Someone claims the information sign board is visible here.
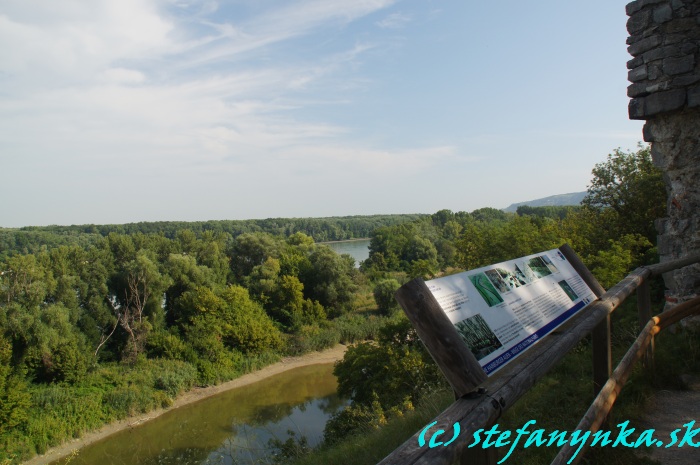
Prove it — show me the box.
[426,248,597,375]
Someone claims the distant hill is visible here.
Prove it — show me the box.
[502,192,587,213]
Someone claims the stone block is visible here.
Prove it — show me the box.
[665,33,687,44]
[643,25,661,37]
[626,0,666,16]
[688,85,700,107]
[627,33,643,45]
[647,81,671,93]
[663,54,695,74]
[629,97,647,119]
[628,35,662,55]
[663,44,683,57]
[642,46,666,62]
[643,121,656,141]
[672,74,700,86]
[648,63,664,79]
[644,88,687,115]
[680,42,698,54]
[628,82,650,97]
[653,4,674,23]
[629,64,649,81]
[628,9,652,33]
[667,18,698,33]
[677,7,691,18]
[671,0,686,10]
[628,56,644,69]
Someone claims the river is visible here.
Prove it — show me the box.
[50,363,345,465]
[321,239,371,267]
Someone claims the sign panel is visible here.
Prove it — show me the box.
[426,248,597,375]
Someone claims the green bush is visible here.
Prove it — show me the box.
[286,325,340,355]
[102,386,155,419]
[154,360,197,397]
[372,279,401,315]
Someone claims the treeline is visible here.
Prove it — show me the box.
[0,226,395,463]
[0,214,426,259]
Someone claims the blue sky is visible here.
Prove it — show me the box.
[0,0,643,227]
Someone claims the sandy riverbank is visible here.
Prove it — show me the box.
[23,344,348,465]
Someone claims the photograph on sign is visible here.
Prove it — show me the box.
[426,248,596,375]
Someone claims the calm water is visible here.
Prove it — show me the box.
[52,364,345,465]
[322,239,371,267]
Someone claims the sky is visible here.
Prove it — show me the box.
[0,0,644,228]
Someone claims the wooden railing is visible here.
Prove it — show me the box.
[378,253,700,465]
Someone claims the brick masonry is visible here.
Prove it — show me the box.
[626,0,700,306]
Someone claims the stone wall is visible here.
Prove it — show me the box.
[626,0,700,305]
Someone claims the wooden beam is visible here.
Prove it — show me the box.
[636,279,653,369]
[644,253,700,276]
[550,295,700,465]
[559,244,605,297]
[559,244,611,402]
[394,278,488,397]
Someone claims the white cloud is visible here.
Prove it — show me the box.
[1,0,472,226]
[376,12,411,29]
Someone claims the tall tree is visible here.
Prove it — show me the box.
[582,145,666,241]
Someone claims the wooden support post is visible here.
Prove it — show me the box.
[559,244,610,424]
[592,316,612,394]
[395,278,488,397]
[636,279,654,370]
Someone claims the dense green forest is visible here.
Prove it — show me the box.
[0,146,668,464]
[0,214,426,261]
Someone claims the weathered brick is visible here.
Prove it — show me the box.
[628,82,649,97]
[643,122,656,142]
[627,34,642,46]
[642,46,667,62]
[673,74,700,86]
[628,9,652,33]
[677,7,691,18]
[628,56,645,69]
[665,33,687,44]
[647,81,671,93]
[629,97,647,119]
[628,35,662,55]
[680,42,698,54]
[648,63,664,79]
[688,85,700,107]
[645,88,687,115]
[629,64,649,81]
[663,54,695,75]
[627,1,642,16]
[667,18,697,33]
[643,25,661,37]
[626,0,666,16]
[653,4,674,23]
[662,44,683,57]
[671,0,686,10]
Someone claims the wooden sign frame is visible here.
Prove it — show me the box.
[394,244,605,398]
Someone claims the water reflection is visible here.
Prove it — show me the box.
[52,364,345,465]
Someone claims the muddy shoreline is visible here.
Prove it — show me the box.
[22,344,348,465]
